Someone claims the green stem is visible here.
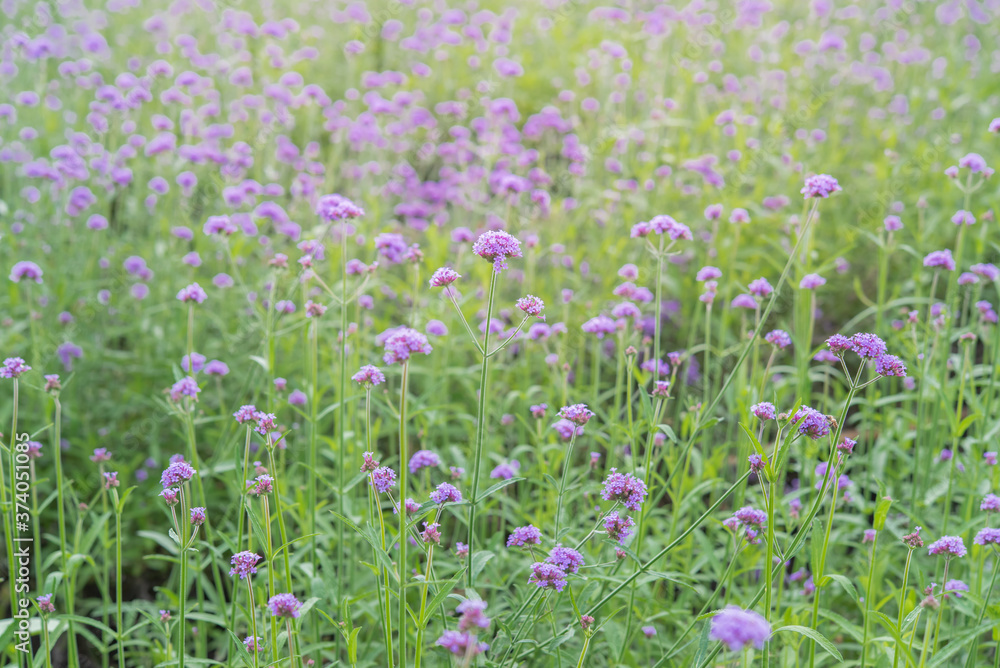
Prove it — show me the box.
[860,531,880,668]
[467,270,498,590]
[398,360,411,668]
[554,431,579,538]
[966,552,1000,668]
[114,491,125,668]
[248,579,259,668]
[894,549,914,668]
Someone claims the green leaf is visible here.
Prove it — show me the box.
[821,573,860,605]
[56,614,117,637]
[227,630,255,668]
[421,569,467,626]
[772,625,843,661]
[475,477,523,502]
[116,486,137,514]
[298,596,321,619]
[872,612,917,668]
[874,494,893,531]
[471,550,494,583]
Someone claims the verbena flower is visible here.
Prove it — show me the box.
[370,467,397,493]
[409,449,441,473]
[251,475,273,496]
[928,536,967,558]
[546,546,584,574]
[267,593,302,618]
[316,193,364,220]
[826,334,852,354]
[641,625,656,638]
[944,579,969,598]
[923,250,956,271]
[421,521,442,544]
[456,600,491,631]
[430,482,462,504]
[850,333,887,359]
[169,377,200,402]
[229,551,262,579]
[981,494,1000,512]
[1,357,31,379]
[800,174,841,199]
[507,525,542,548]
[383,327,432,365]
[490,460,520,480]
[233,405,259,424]
[748,278,773,297]
[558,403,594,426]
[9,260,43,283]
[160,461,196,488]
[436,630,489,656]
[764,329,791,349]
[974,527,1000,546]
[709,606,771,652]
[734,506,766,527]
[530,404,548,418]
[176,283,207,303]
[793,406,830,439]
[875,354,907,377]
[352,365,386,387]
[748,454,765,474]
[37,594,55,613]
[190,507,206,526]
[516,295,545,317]
[601,468,648,511]
[751,402,776,420]
[603,512,635,543]
[528,562,567,591]
[473,230,522,273]
[429,267,461,287]
[799,273,826,289]
[242,636,262,652]
[160,489,179,505]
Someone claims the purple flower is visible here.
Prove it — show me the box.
[748,454,766,473]
[558,403,594,426]
[160,489,179,505]
[455,542,469,558]
[243,636,261,652]
[516,295,545,318]
[9,261,43,284]
[430,482,462,504]
[421,521,442,544]
[641,625,656,638]
[528,562,568,592]
[875,354,907,377]
[288,390,307,406]
[316,193,364,220]
[793,406,830,439]
[181,353,206,374]
[436,630,488,656]
[205,360,229,376]
[581,315,619,338]
[161,460,196,488]
[370,467,397,493]
[604,512,635,543]
[982,494,1000,512]
[958,153,988,173]
[601,468,648,511]
[409,449,441,473]
[650,214,693,240]
[251,475,274,496]
[383,327,432,365]
[709,606,771,652]
[884,216,903,231]
[37,594,55,614]
[951,210,976,226]
[352,365,386,387]
[826,334,852,355]
[190,507,206,526]
[546,546,585,574]
[507,525,542,548]
[490,460,520,480]
[90,448,112,463]
[0,357,30,379]
[944,579,969,598]
[429,267,461,287]
[267,593,301,618]
[229,551,262,579]
[472,230,523,273]
[234,405,259,424]
[734,506,767,527]
[928,536,967,558]
[169,377,200,402]
[456,600,491,631]
[975,527,1000,546]
[731,294,757,309]
[748,278,773,297]
[751,402,776,420]
[103,472,119,489]
[176,283,208,303]
[530,404,548,419]
[850,333,888,359]
[923,250,956,271]
[800,174,841,199]
[764,329,791,349]
[697,266,722,281]
[799,273,826,289]
[553,418,583,440]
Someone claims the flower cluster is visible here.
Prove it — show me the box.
[600,469,648,511]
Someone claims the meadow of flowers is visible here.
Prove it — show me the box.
[0,0,999,666]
